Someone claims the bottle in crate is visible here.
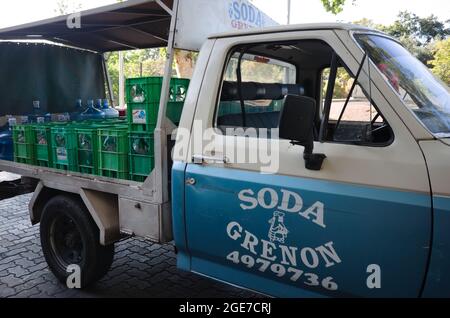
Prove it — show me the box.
[33,124,52,167]
[98,127,129,180]
[76,126,100,175]
[129,132,154,182]
[101,99,119,119]
[13,124,35,164]
[51,124,78,171]
[80,100,106,121]
[0,118,14,161]
[69,99,84,122]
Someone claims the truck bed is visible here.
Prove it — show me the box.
[0,160,156,203]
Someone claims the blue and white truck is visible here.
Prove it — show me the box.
[0,0,448,298]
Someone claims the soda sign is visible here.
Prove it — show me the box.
[175,0,278,51]
[228,0,268,29]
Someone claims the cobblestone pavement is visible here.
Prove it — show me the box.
[0,194,261,298]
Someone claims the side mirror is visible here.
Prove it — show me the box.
[279,95,326,171]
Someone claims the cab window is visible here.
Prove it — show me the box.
[214,40,393,145]
[321,66,392,145]
[216,51,296,136]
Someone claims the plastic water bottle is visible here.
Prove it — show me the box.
[101,99,119,119]
[70,99,84,122]
[0,118,16,161]
[132,136,150,155]
[79,100,106,121]
[30,100,50,123]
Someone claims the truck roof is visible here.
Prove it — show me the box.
[209,23,383,39]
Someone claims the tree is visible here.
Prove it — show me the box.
[355,12,449,68]
[381,11,449,45]
[429,38,450,85]
[320,0,350,14]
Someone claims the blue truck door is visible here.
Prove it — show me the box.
[181,34,431,298]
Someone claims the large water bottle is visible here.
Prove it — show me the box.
[79,100,106,121]
[30,100,50,123]
[101,99,119,119]
[0,118,15,161]
[69,99,84,122]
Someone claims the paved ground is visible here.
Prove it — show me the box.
[0,194,261,298]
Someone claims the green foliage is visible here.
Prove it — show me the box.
[320,0,348,14]
[354,12,449,84]
[381,11,449,45]
[322,68,354,99]
[225,58,288,83]
[105,49,169,102]
[430,38,450,85]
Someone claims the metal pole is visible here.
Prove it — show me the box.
[144,0,180,202]
[102,54,114,106]
[287,0,291,25]
[118,51,125,107]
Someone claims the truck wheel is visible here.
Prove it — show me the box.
[40,195,114,288]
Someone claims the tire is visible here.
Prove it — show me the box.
[40,194,115,288]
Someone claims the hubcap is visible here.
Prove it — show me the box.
[49,214,84,267]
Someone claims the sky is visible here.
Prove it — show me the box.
[0,0,448,29]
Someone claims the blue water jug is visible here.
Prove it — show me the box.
[69,99,84,122]
[30,100,51,123]
[79,100,106,121]
[101,99,119,119]
[0,119,15,161]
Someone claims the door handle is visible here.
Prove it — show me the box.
[186,178,196,186]
[192,154,230,165]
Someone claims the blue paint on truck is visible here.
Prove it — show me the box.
[173,162,431,298]
[423,196,450,298]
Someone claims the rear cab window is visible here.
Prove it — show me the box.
[216,51,296,136]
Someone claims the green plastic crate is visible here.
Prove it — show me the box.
[98,127,129,180]
[166,101,185,124]
[129,132,155,182]
[33,125,53,167]
[76,126,101,175]
[127,101,158,132]
[126,77,189,104]
[127,100,186,130]
[13,124,35,164]
[50,124,78,172]
[126,77,190,131]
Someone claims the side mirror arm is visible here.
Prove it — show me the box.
[291,139,326,171]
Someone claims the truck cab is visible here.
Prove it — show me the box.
[172,23,450,297]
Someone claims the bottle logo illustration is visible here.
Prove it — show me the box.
[268,211,289,244]
[133,110,147,124]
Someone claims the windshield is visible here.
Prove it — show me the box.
[355,34,450,137]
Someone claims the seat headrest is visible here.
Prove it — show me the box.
[221,81,305,101]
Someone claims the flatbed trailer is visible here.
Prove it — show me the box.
[0,0,270,245]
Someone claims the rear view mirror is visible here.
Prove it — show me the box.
[279,95,326,171]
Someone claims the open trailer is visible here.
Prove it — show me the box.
[0,0,449,298]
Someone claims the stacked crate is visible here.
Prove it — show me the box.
[76,125,102,175]
[128,132,154,182]
[33,124,53,167]
[98,125,129,180]
[126,76,190,182]
[13,124,35,164]
[50,123,78,172]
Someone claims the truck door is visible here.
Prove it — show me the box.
[183,32,431,297]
